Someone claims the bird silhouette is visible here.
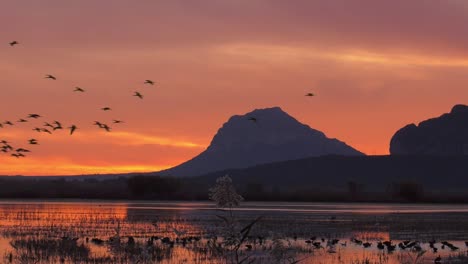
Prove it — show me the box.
[17,119,28,123]
[33,128,42,132]
[53,121,63,130]
[248,117,257,123]
[45,74,57,80]
[434,256,442,264]
[113,120,124,124]
[101,124,111,132]
[101,107,111,111]
[9,41,19,46]
[28,139,38,145]
[74,87,85,92]
[41,128,52,134]
[134,91,143,99]
[28,114,41,119]
[93,121,104,128]
[68,125,77,135]
[305,93,315,97]
[44,122,54,128]
[11,153,25,158]
[16,148,30,153]
[4,121,13,126]
[144,80,154,85]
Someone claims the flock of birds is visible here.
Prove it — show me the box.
[2,41,158,159]
[3,40,316,159]
[297,236,468,263]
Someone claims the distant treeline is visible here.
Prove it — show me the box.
[1,174,468,203]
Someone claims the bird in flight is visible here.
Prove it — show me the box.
[28,114,41,119]
[305,93,315,97]
[134,91,143,99]
[11,153,25,158]
[101,107,111,111]
[4,121,13,126]
[144,80,154,85]
[16,148,30,153]
[33,127,42,132]
[28,139,38,145]
[248,117,258,123]
[68,125,77,135]
[45,74,57,80]
[41,128,52,134]
[113,120,124,124]
[74,87,85,92]
[101,124,111,132]
[53,121,63,130]
[17,119,28,123]
[9,41,19,46]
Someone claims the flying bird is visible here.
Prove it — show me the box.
[44,122,54,128]
[11,153,25,158]
[113,120,124,124]
[133,91,143,99]
[28,139,38,145]
[45,74,57,80]
[41,128,52,134]
[101,107,111,111]
[68,125,77,135]
[16,148,30,153]
[28,114,41,119]
[17,119,28,123]
[33,127,42,132]
[9,41,19,46]
[53,121,63,130]
[248,117,258,123]
[4,121,13,126]
[93,121,104,128]
[305,93,315,97]
[101,124,111,132]
[74,87,85,92]
[144,80,154,85]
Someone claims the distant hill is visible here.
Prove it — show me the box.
[187,155,468,195]
[391,104,468,155]
[157,107,364,177]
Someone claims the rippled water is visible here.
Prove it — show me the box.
[0,200,467,263]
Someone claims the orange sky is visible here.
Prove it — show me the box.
[2,0,468,176]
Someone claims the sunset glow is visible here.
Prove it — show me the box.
[2,0,468,175]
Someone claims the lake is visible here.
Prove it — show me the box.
[0,200,467,263]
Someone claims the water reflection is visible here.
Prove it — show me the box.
[0,201,467,263]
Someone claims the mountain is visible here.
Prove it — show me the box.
[390,104,468,155]
[158,107,364,177]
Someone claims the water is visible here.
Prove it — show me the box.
[0,200,467,263]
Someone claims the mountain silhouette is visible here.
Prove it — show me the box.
[158,107,364,177]
[390,104,468,155]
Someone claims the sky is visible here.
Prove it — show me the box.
[2,0,468,176]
